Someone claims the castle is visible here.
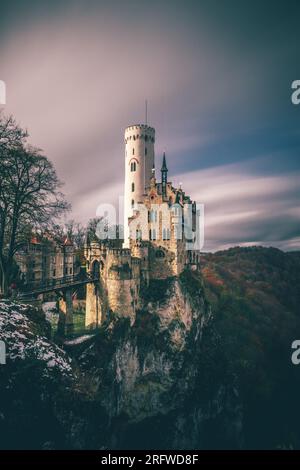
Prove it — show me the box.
[84,124,200,327]
[16,235,76,285]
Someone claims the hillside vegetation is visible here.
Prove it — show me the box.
[201,246,300,449]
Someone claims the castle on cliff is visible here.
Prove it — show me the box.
[84,124,200,327]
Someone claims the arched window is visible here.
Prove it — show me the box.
[131,182,135,192]
[92,260,100,278]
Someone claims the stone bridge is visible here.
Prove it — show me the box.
[18,273,99,332]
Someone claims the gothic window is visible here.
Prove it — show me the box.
[132,182,135,192]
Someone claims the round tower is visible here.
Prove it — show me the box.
[123,124,155,247]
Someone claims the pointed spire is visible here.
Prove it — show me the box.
[161,152,168,198]
[161,152,168,172]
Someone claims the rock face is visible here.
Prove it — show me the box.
[77,270,243,449]
[0,269,243,449]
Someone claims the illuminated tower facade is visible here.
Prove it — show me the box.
[123,124,155,247]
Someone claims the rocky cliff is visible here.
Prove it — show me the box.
[0,269,243,449]
[77,270,242,449]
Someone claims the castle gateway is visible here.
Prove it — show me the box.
[84,124,201,327]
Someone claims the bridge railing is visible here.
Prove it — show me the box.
[20,272,97,293]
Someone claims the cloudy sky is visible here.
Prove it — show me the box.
[1,0,300,251]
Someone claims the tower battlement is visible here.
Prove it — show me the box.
[124,125,155,143]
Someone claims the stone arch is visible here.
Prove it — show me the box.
[91,259,100,278]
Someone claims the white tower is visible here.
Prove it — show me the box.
[123,124,155,247]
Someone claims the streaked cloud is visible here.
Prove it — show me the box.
[1,1,299,251]
[182,163,300,251]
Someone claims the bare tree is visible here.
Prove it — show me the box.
[0,111,27,149]
[0,113,70,295]
[65,219,85,249]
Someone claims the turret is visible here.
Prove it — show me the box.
[124,124,155,247]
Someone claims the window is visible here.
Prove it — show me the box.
[136,229,142,240]
[149,228,156,240]
[132,148,135,155]
[163,228,171,240]
[131,199,135,208]
[150,210,157,222]
[53,269,56,277]
[145,147,147,156]
[130,161,136,172]
[131,182,135,192]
